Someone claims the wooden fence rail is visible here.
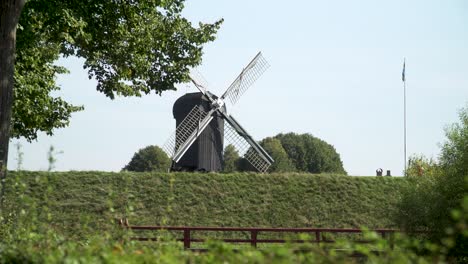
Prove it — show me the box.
[118,219,404,250]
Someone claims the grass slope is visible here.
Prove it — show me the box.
[3,171,407,239]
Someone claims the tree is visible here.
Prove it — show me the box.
[236,134,344,174]
[259,137,295,172]
[1,0,26,181]
[274,133,346,174]
[435,104,468,256]
[396,104,468,257]
[439,104,468,177]
[0,0,222,180]
[123,145,171,172]
[405,154,440,177]
[222,144,240,173]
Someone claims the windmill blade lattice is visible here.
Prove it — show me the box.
[189,69,209,95]
[224,122,271,172]
[162,105,209,158]
[221,52,270,105]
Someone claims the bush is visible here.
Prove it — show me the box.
[405,154,440,177]
[396,104,468,257]
[123,145,171,172]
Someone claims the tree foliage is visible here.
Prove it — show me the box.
[232,133,345,174]
[123,145,171,172]
[10,0,222,141]
[405,154,440,177]
[435,105,468,256]
[259,137,295,172]
[222,144,240,173]
[274,133,346,174]
[439,105,468,177]
[396,104,468,257]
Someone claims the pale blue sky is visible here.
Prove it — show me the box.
[8,0,468,175]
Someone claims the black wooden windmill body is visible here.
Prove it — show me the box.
[163,52,274,172]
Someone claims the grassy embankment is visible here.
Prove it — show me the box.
[3,171,408,240]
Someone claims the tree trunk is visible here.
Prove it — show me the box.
[0,0,25,204]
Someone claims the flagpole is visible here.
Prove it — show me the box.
[403,58,407,176]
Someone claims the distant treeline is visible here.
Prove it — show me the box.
[124,132,346,174]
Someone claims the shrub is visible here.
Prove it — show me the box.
[405,154,440,177]
[396,104,468,257]
[123,145,171,172]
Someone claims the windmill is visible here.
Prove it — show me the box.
[162,52,274,172]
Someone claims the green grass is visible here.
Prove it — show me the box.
[3,171,408,240]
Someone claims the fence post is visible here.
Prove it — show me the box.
[380,231,386,239]
[315,231,320,244]
[184,229,191,249]
[251,230,258,248]
[389,232,395,250]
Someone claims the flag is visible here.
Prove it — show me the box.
[402,59,406,82]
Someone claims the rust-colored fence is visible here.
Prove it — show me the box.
[118,219,402,250]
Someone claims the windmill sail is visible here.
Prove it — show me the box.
[163,105,212,160]
[222,114,273,172]
[189,69,209,95]
[221,52,270,105]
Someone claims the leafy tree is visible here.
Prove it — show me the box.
[405,154,440,177]
[0,0,222,180]
[274,133,346,174]
[397,104,468,257]
[236,134,344,174]
[435,104,468,256]
[123,145,171,172]
[222,144,240,173]
[259,137,295,172]
[439,104,468,177]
